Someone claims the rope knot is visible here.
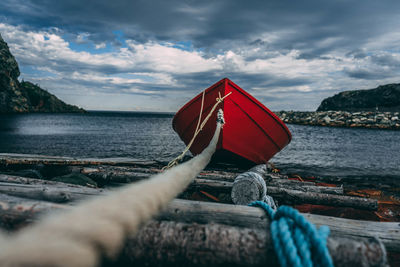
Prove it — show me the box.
[249,201,334,267]
[163,91,232,170]
[216,91,232,103]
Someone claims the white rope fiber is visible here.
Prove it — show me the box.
[0,110,224,267]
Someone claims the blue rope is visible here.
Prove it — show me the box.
[249,201,334,267]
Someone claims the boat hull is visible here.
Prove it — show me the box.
[172,78,292,165]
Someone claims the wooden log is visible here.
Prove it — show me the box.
[0,195,398,254]
[2,154,400,189]
[0,175,104,203]
[269,182,343,194]
[85,170,151,184]
[0,195,389,266]
[0,174,342,196]
[117,220,387,267]
[85,169,344,195]
[158,199,400,252]
[117,220,276,267]
[1,175,371,211]
[82,167,323,187]
[0,153,158,167]
[0,174,95,187]
[83,167,239,183]
[0,194,67,230]
[81,166,334,191]
[229,173,374,210]
[1,168,343,195]
[267,187,377,210]
[82,167,332,195]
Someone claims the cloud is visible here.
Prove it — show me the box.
[1,1,400,111]
[344,68,392,80]
[95,43,106,49]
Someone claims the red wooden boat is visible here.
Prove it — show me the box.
[172,78,292,166]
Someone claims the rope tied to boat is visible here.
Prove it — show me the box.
[249,201,334,267]
[163,91,232,170]
[0,112,225,267]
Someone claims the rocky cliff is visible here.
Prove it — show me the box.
[0,34,84,113]
[317,84,400,112]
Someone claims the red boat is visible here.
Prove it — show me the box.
[172,78,292,166]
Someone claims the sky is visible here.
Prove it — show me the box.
[1,0,400,112]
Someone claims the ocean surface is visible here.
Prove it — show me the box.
[0,111,399,180]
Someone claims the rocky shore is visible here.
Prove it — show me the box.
[0,34,85,114]
[275,110,400,130]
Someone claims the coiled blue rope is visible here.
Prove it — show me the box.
[249,201,334,267]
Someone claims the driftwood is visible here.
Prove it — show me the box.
[0,195,398,253]
[1,173,339,196]
[267,187,377,210]
[158,199,400,252]
[0,153,347,193]
[82,166,240,184]
[0,153,158,167]
[190,179,373,210]
[0,194,390,266]
[0,193,68,229]
[83,167,329,191]
[118,220,387,267]
[0,174,104,203]
[81,165,341,191]
[230,169,344,206]
[2,153,400,189]
[192,178,343,195]
[0,175,375,211]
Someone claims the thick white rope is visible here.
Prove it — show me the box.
[0,110,225,267]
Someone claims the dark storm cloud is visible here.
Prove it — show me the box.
[346,49,368,59]
[1,0,400,55]
[370,54,400,67]
[344,68,394,80]
[1,0,400,111]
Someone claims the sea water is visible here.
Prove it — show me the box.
[0,111,399,181]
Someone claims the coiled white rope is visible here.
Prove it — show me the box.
[0,110,225,267]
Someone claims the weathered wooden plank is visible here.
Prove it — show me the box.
[0,195,398,253]
[2,154,399,189]
[1,175,372,211]
[0,173,339,196]
[0,153,158,167]
[0,194,67,230]
[0,175,104,203]
[83,167,238,183]
[117,220,387,267]
[267,187,376,210]
[189,178,371,210]
[82,167,323,187]
[159,199,400,252]
[0,195,389,266]
[189,178,344,194]
[0,174,95,188]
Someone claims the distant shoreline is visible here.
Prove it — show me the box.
[3,109,400,130]
[275,110,400,130]
[87,110,175,115]
[0,110,174,116]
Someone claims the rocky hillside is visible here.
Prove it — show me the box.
[0,34,84,113]
[317,84,400,112]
